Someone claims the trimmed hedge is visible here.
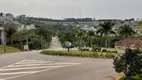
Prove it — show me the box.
[41,50,117,58]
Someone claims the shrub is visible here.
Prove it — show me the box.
[41,50,115,58]
[82,49,89,51]
[102,49,107,52]
[105,53,115,58]
[113,49,142,79]
[111,50,117,53]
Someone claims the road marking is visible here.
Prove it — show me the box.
[2,67,57,80]
[0,59,80,80]
[0,60,26,70]
[0,66,63,71]
[5,63,69,68]
[0,71,39,75]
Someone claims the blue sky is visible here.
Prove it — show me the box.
[0,0,142,19]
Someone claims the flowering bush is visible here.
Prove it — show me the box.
[113,49,142,79]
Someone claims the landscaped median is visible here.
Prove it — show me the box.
[41,50,122,58]
[0,45,21,54]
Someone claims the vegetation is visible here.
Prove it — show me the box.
[118,25,135,38]
[113,49,142,80]
[0,45,20,54]
[119,75,141,80]
[41,50,121,58]
[97,21,115,47]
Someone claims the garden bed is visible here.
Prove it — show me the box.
[41,50,121,58]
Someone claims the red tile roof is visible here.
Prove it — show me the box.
[115,39,142,48]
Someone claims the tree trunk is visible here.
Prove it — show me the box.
[105,35,108,48]
[68,47,70,52]
[20,40,23,51]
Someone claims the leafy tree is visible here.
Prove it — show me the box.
[97,21,115,47]
[87,30,96,47]
[5,23,19,45]
[76,30,85,52]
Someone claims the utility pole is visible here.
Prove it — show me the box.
[79,8,82,18]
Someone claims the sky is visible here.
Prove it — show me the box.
[0,0,142,19]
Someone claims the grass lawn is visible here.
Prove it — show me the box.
[41,50,122,58]
[0,45,21,54]
[119,75,141,80]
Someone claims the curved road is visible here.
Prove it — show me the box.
[0,51,118,80]
[0,37,118,80]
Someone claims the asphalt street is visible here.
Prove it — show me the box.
[0,51,118,80]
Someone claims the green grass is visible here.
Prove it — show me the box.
[41,50,121,58]
[0,45,21,54]
[119,75,142,80]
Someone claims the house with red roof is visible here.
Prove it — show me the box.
[115,39,142,49]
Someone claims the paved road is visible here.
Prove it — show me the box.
[0,51,118,80]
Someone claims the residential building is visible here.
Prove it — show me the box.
[115,39,142,49]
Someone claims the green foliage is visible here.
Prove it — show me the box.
[97,21,115,37]
[119,75,141,80]
[0,45,20,54]
[118,25,135,38]
[41,50,117,58]
[114,49,142,79]
[96,21,115,47]
[102,49,107,52]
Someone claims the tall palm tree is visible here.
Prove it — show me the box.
[119,25,135,38]
[97,21,115,47]
[118,25,135,48]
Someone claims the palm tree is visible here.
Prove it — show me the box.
[119,25,135,38]
[118,25,135,48]
[97,21,115,47]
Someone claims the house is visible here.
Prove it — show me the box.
[115,39,142,49]
[133,26,142,35]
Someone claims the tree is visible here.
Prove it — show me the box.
[14,29,28,50]
[119,25,135,38]
[113,49,142,80]
[118,25,135,48]
[76,30,85,52]
[36,27,52,49]
[97,21,115,47]
[5,23,18,45]
[87,30,95,47]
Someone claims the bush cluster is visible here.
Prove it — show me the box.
[113,49,142,80]
[102,49,117,53]
[41,50,116,58]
